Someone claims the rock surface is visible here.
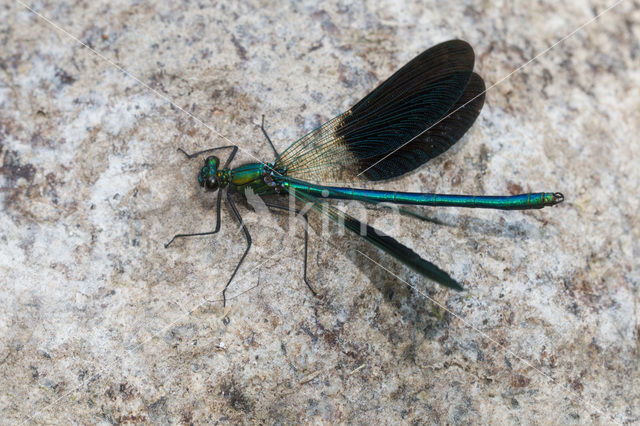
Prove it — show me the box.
[1,0,638,423]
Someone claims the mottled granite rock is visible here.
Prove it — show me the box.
[1,0,638,423]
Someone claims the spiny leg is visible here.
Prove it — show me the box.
[165,145,239,247]
[262,201,317,297]
[222,189,252,308]
[175,144,237,163]
[261,115,279,159]
[165,189,223,247]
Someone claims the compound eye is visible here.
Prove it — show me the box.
[204,156,219,168]
[205,175,219,190]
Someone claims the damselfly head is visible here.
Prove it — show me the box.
[199,156,221,191]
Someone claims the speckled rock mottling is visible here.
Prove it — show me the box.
[1,0,639,423]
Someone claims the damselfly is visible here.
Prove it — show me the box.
[166,40,564,306]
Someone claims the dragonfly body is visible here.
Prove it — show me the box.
[168,40,564,309]
[203,159,563,210]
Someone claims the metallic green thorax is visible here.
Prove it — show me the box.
[199,160,275,194]
[228,163,266,191]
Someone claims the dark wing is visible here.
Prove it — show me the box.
[360,72,485,180]
[290,189,463,291]
[274,40,477,184]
